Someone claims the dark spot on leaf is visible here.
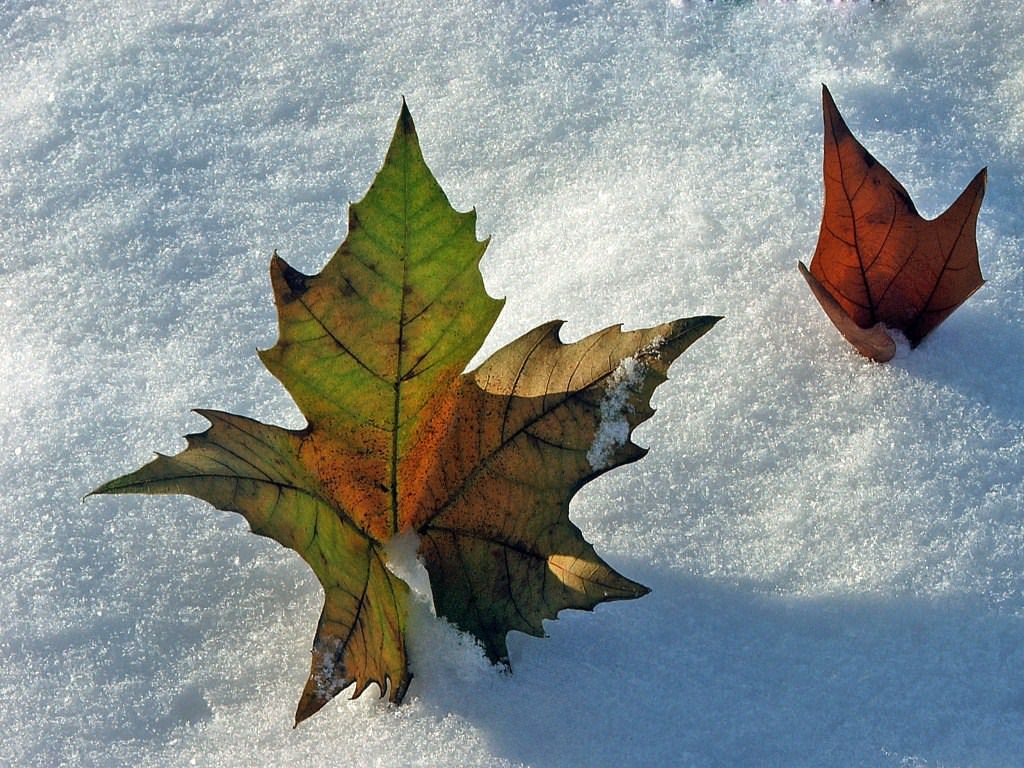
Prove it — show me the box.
[280,262,310,302]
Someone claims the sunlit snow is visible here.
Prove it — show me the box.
[3,2,1024,766]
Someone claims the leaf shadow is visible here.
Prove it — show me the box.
[414,566,1024,768]
[3,487,306,759]
[896,304,1024,427]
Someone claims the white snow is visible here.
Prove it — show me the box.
[3,1,1024,766]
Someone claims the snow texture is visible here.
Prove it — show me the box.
[3,1,1024,766]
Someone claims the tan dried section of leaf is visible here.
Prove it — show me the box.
[411,317,719,663]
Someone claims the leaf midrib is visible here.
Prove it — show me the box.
[390,125,412,538]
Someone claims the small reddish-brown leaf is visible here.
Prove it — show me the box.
[800,84,986,361]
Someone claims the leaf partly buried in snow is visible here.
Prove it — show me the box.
[92,101,719,723]
[799,84,986,362]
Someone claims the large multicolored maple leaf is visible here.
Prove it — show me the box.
[92,102,719,724]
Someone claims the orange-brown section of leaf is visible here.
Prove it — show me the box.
[804,84,985,358]
[298,429,392,542]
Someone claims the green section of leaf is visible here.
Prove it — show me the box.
[258,102,503,539]
[417,316,720,663]
[91,410,410,720]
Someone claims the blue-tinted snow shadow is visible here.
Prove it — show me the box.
[894,306,1024,426]
[1,477,308,762]
[417,566,1024,768]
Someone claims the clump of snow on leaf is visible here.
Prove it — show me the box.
[587,337,664,471]
[311,636,346,699]
[384,530,432,600]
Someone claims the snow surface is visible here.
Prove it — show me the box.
[3,1,1024,765]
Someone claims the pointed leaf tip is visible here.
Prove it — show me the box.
[270,252,310,302]
[398,98,415,135]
